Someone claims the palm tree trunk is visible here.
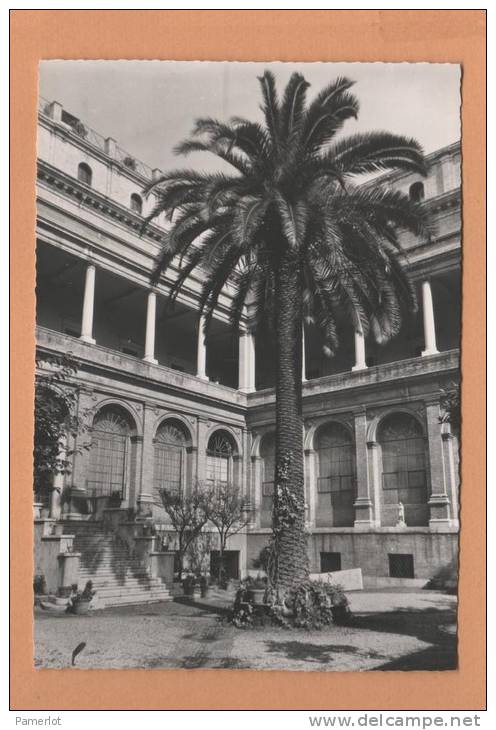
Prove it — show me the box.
[272,249,308,592]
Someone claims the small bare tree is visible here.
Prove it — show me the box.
[158,484,210,580]
[207,484,251,586]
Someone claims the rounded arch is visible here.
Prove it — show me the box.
[153,413,194,448]
[130,193,143,215]
[91,398,141,436]
[315,421,356,527]
[260,430,276,457]
[77,162,92,186]
[314,419,354,449]
[87,403,137,501]
[305,417,354,451]
[206,424,242,456]
[207,428,238,456]
[91,402,136,434]
[250,431,263,459]
[378,411,425,442]
[367,407,425,444]
[259,431,276,527]
[377,411,429,527]
[153,417,192,500]
[409,181,425,202]
[206,428,238,490]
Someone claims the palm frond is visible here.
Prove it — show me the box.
[258,71,280,151]
[329,132,427,176]
[280,72,310,144]
[302,77,359,152]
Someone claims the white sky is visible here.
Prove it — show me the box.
[39,61,461,173]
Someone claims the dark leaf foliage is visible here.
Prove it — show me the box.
[143,71,428,357]
[33,353,90,501]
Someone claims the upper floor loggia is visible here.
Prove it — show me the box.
[36,97,461,398]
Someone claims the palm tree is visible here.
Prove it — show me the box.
[144,71,429,595]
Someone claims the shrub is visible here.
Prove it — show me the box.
[230,578,351,630]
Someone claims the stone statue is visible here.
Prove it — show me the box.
[396,501,406,527]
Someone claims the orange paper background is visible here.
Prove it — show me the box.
[10,10,486,711]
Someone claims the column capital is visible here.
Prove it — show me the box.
[424,396,442,408]
[352,406,367,418]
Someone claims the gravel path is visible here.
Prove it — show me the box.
[34,590,457,672]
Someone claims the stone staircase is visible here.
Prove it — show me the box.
[66,522,173,608]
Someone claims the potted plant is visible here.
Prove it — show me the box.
[66,581,96,615]
[182,573,196,597]
[248,575,267,606]
[192,580,202,601]
[199,574,210,598]
[123,155,137,170]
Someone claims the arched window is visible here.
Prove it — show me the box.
[87,405,133,498]
[260,432,275,528]
[154,419,189,499]
[378,412,429,526]
[130,193,143,215]
[409,181,424,202]
[77,162,92,186]
[316,423,356,527]
[206,431,234,488]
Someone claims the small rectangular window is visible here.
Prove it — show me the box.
[388,553,415,579]
[320,552,342,573]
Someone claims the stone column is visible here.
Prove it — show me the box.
[196,316,209,380]
[67,387,94,513]
[138,405,156,516]
[302,325,307,382]
[186,446,198,495]
[425,400,451,525]
[353,410,374,527]
[238,330,255,392]
[196,417,210,484]
[442,429,459,526]
[50,434,66,520]
[233,454,243,493]
[421,280,439,357]
[143,291,158,364]
[80,263,96,344]
[304,447,318,527]
[367,440,382,525]
[250,455,263,528]
[352,327,367,371]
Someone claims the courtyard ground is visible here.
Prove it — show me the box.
[34,588,457,672]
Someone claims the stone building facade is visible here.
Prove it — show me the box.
[35,96,461,595]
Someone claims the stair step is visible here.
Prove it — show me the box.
[95,586,170,596]
[97,595,171,608]
[71,524,173,607]
[80,579,165,589]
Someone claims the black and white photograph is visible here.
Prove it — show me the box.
[33,60,461,672]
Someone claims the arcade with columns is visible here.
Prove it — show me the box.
[34,98,461,587]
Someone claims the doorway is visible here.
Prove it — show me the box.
[210,550,240,580]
